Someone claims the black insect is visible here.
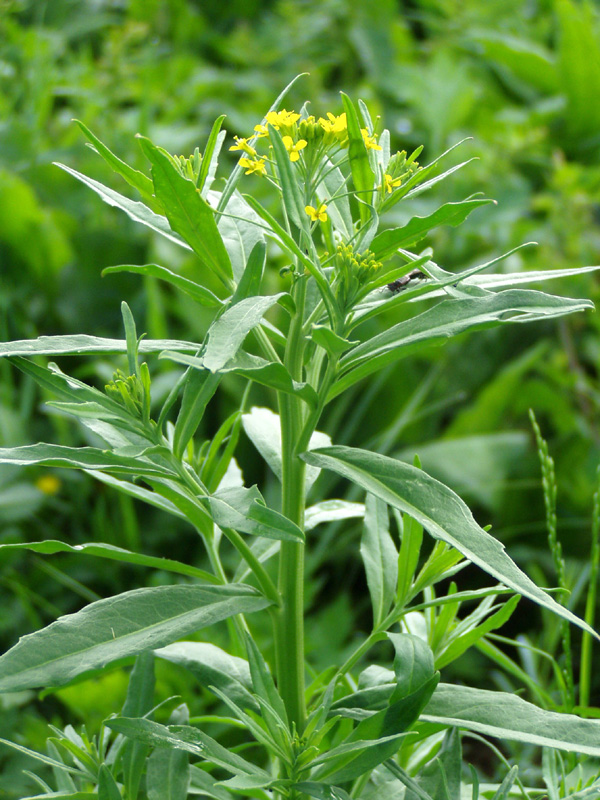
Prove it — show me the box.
[386,269,427,294]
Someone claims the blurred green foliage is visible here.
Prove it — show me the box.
[2,0,600,793]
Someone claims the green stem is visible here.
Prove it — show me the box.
[275,276,309,733]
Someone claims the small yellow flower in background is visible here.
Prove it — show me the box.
[265,109,300,129]
[282,135,307,162]
[239,157,267,176]
[361,129,382,151]
[229,136,257,157]
[36,474,61,496]
[319,112,347,134]
[383,173,402,193]
[305,204,328,222]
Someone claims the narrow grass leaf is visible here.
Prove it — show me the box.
[0,584,270,692]
[302,446,599,638]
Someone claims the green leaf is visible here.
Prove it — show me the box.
[404,728,461,800]
[0,584,271,692]
[189,766,233,800]
[435,594,520,669]
[310,326,358,358]
[388,633,435,701]
[315,676,439,783]
[215,190,266,284]
[0,540,221,584]
[55,163,191,250]
[208,485,305,542]
[154,642,257,710]
[333,290,593,399]
[245,633,289,727]
[231,240,266,303]
[341,93,375,226]
[98,765,122,800]
[304,499,365,531]
[268,125,310,234]
[19,793,96,800]
[361,494,398,627]
[197,115,226,196]
[0,443,174,478]
[472,33,558,95]
[194,294,286,373]
[172,368,221,460]
[423,684,600,755]
[320,158,353,238]
[137,136,232,284]
[301,446,599,639]
[242,406,331,490]
[147,705,191,800]
[121,652,155,800]
[105,717,271,778]
[295,783,351,800]
[103,264,223,307]
[0,334,198,358]
[370,199,493,261]
[163,350,318,408]
[73,120,156,206]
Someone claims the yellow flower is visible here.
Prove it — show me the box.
[383,173,402,193]
[318,112,347,134]
[361,129,382,151]
[239,157,267,176]
[35,474,61,495]
[282,135,307,162]
[229,136,257,157]
[254,123,269,138]
[305,204,328,222]
[265,109,300,128]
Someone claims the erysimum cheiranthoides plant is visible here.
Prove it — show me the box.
[2,78,600,799]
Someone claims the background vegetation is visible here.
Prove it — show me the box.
[2,0,600,796]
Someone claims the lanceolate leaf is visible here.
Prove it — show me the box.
[0,540,220,584]
[361,494,398,627]
[162,350,318,407]
[269,125,310,233]
[105,717,270,778]
[341,93,375,225]
[0,444,174,478]
[137,136,233,285]
[370,198,493,261]
[102,264,223,308]
[73,120,156,207]
[55,163,191,250]
[184,294,286,373]
[0,335,198,358]
[207,485,305,542]
[301,446,599,639]
[423,684,600,756]
[0,584,271,692]
[331,290,593,399]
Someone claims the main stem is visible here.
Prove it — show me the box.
[275,276,308,733]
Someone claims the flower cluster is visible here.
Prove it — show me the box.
[332,243,383,310]
[229,108,383,176]
[380,147,422,196]
[105,369,144,416]
[168,147,203,186]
